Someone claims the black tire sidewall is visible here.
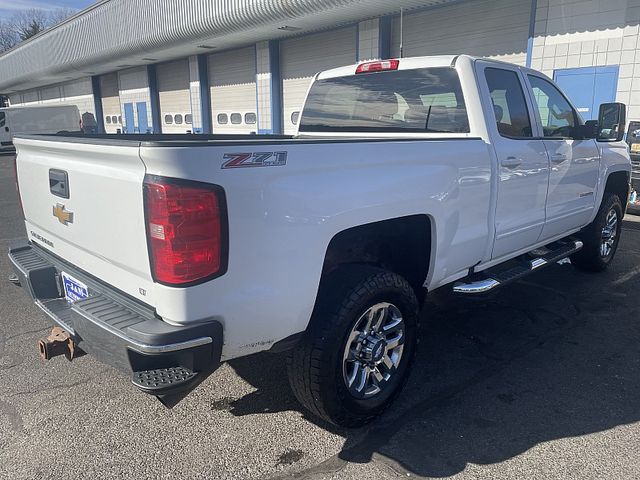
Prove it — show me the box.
[320,275,418,421]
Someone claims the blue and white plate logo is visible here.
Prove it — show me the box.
[61,272,89,303]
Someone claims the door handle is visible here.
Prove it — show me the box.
[551,153,568,164]
[502,156,522,169]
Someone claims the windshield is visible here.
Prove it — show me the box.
[299,67,470,134]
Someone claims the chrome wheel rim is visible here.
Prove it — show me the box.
[600,208,618,258]
[342,302,405,399]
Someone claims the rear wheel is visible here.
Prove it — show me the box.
[287,265,419,427]
[571,193,623,272]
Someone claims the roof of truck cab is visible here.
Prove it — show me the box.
[316,54,539,80]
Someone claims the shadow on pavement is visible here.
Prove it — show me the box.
[227,233,640,477]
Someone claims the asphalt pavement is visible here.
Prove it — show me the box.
[1,152,639,479]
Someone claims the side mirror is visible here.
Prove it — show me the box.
[4,126,8,132]
[574,120,599,139]
[597,102,626,142]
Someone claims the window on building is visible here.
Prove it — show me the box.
[111,115,118,124]
[174,114,183,125]
[217,113,228,125]
[299,67,469,133]
[118,115,122,124]
[245,112,257,124]
[185,114,193,124]
[528,75,578,138]
[105,116,112,124]
[484,68,533,139]
[230,113,242,124]
[291,111,300,125]
[164,114,173,125]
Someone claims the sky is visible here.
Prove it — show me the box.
[0,0,95,18]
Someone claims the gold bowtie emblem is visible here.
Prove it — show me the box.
[53,204,74,226]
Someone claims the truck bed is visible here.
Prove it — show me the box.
[16,132,480,147]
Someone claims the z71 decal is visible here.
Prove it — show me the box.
[222,152,287,169]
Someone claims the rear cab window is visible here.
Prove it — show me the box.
[299,67,470,134]
[484,68,533,139]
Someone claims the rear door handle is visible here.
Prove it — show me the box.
[502,156,523,169]
[551,153,568,164]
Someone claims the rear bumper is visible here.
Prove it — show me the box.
[9,242,223,398]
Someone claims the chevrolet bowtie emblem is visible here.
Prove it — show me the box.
[53,204,74,226]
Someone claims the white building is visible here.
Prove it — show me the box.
[0,0,638,134]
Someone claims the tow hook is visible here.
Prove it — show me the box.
[37,327,84,361]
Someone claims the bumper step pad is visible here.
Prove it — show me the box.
[132,367,198,394]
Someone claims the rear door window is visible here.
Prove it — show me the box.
[299,67,470,133]
[484,68,533,139]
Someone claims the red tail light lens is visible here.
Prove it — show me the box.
[143,176,227,286]
[356,59,399,74]
[13,157,24,219]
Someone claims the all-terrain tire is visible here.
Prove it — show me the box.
[571,193,623,272]
[286,265,419,427]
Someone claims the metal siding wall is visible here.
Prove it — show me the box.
[7,78,95,122]
[61,78,95,117]
[157,58,192,133]
[531,0,640,123]
[280,26,358,134]
[208,46,257,134]
[0,0,454,93]
[390,0,530,65]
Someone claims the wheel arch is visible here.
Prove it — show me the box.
[604,169,630,208]
[319,214,432,304]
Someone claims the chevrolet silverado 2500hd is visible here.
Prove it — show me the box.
[9,55,631,426]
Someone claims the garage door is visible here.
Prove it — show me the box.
[157,59,192,133]
[209,47,257,134]
[101,73,122,134]
[391,0,529,66]
[281,27,357,134]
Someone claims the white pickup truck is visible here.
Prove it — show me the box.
[9,55,631,426]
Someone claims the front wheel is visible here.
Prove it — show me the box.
[571,193,623,272]
[286,266,419,427]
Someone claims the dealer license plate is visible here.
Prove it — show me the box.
[61,271,89,303]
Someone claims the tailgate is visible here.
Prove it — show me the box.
[14,136,155,306]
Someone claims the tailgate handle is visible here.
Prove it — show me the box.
[49,169,70,199]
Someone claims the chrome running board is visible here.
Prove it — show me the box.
[453,240,583,294]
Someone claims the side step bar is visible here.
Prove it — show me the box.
[453,240,583,294]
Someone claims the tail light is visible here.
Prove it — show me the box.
[143,176,228,286]
[356,59,399,74]
[13,157,24,219]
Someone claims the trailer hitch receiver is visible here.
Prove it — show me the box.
[37,326,84,361]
